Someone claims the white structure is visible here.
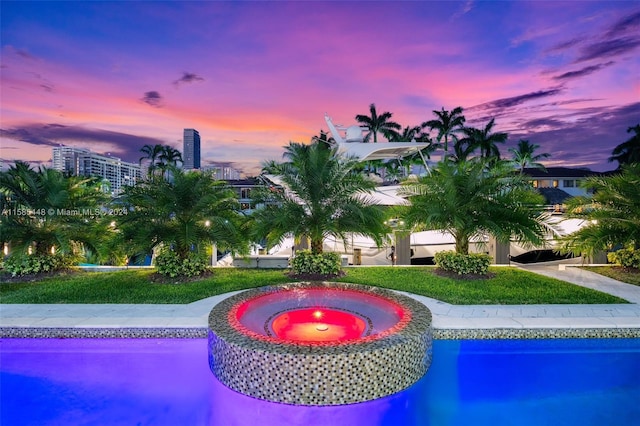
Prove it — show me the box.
[202,163,242,180]
[324,113,432,165]
[52,146,142,194]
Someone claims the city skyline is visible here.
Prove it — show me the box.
[1,1,638,176]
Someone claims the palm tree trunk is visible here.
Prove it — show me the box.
[454,234,469,255]
[311,238,324,255]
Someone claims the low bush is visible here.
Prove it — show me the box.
[3,253,78,276]
[291,250,341,276]
[434,250,492,275]
[607,246,640,269]
[155,249,209,278]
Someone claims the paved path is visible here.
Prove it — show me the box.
[1,265,639,333]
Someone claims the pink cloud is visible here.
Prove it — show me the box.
[2,1,638,175]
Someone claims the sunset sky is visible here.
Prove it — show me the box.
[1,1,639,176]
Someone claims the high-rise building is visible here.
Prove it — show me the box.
[52,146,142,194]
[183,129,201,169]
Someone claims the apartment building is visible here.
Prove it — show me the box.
[52,146,142,194]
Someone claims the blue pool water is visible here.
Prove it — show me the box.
[1,338,639,426]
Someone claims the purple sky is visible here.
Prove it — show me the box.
[1,1,638,176]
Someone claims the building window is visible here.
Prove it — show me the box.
[553,180,559,188]
[240,188,251,199]
[563,180,574,188]
[532,180,538,188]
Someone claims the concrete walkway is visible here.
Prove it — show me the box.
[1,265,639,334]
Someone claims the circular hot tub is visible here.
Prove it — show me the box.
[208,282,432,405]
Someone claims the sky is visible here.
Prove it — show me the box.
[1,1,639,176]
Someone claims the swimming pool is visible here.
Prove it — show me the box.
[1,338,638,425]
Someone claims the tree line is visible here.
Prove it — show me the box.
[353,103,639,173]
[0,106,638,278]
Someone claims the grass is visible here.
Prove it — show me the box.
[581,266,640,287]
[0,266,627,305]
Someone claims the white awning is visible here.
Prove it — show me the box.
[325,113,432,162]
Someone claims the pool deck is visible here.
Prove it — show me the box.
[1,264,639,338]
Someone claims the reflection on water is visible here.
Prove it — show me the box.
[1,338,639,426]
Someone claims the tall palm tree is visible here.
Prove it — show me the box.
[387,125,424,142]
[355,103,401,143]
[251,141,388,254]
[139,144,164,177]
[159,145,183,168]
[449,137,475,164]
[158,145,183,179]
[0,161,106,259]
[460,118,508,161]
[422,106,466,154]
[117,167,248,268]
[609,124,640,168]
[399,159,551,255]
[560,163,640,258]
[509,139,550,173]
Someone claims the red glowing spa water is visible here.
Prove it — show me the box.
[232,287,409,344]
[271,308,367,342]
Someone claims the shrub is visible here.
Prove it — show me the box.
[3,253,78,276]
[155,249,209,278]
[607,246,640,269]
[291,250,342,276]
[434,250,492,275]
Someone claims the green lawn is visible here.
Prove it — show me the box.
[0,266,627,305]
[582,266,640,287]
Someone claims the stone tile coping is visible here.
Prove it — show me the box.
[2,271,639,339]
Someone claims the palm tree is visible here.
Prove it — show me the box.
[117,167,248,268]
[460,118,508,161]
[449,137,475,164]
[159,145,183,167]
[509,139,550,173]
[355,103,401,143]
[387,125,423,142]
[609,124,640,168]
[311,130,335,148]
[251,141,388,254]
[422,106,466,154]
[0,161,106,261]
[139,144,164,177]
[158,145,183,179]
[398,159,551,255]
[382,158,404,182]
[560,163,640,258]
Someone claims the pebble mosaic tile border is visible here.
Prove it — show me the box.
[433,327,640,339]
[208,282,433,405]
[1,326,638,339]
